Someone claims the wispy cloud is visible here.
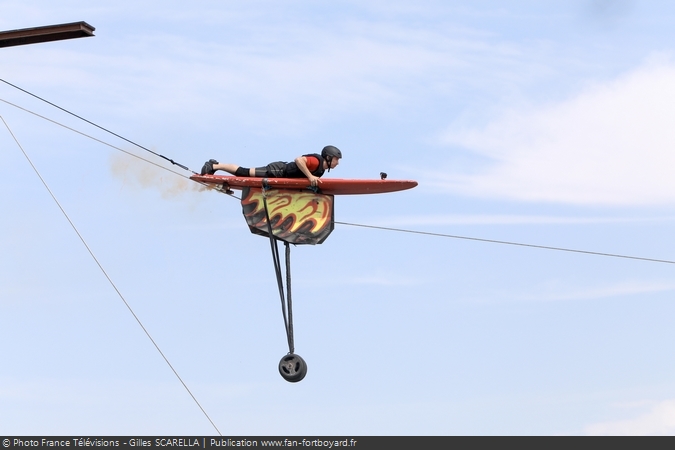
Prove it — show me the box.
[297,272,425,287]
[464,279,675,304]
[344,275,424,287]
[1,3,559,137]
[437,59,675,206]
[585,398,675,435]
[519,280,675,302]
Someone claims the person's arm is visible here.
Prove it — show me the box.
[294,156,321,186]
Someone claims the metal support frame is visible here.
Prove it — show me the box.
[1,22,95,48]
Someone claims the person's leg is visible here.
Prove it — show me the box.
[213,163,254,176]
[264,161,287,178]
[201,159,255,176]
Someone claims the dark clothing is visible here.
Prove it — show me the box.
[254,153,325,178]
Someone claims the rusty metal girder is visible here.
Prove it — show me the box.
[0,21,95,48]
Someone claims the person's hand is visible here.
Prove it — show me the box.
[308,175,321,187]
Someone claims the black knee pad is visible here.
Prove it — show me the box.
[235,167,250,177]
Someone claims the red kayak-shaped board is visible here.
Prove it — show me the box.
[190,174,417,195]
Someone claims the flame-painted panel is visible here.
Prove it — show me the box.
[241,187,334,245]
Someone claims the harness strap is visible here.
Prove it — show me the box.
[262,193,295,354]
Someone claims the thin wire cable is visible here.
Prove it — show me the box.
[0,98,186,178]
[4,82,671,266]
[0,98,240,198]
[0,78,192,172]
[1,115,222,436]
[335,221,675,265]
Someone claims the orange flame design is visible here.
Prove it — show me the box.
[241,188,334,244]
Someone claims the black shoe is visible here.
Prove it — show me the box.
[200,159,219,175]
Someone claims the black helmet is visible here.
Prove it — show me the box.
[321,145,342,160]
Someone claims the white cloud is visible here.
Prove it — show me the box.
[463,279,675,305]
[585,399,675,435]
[438,60,675,206]
[1,29,424,133]
[297,272,424,287]
[346,275,423,287]
[520,279,675,302]
[0,3,550,137]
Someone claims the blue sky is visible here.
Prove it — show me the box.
[2,0,675,436]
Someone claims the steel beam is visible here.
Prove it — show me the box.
[0,21,95,48]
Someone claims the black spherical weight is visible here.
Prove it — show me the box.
[278,353,307,383]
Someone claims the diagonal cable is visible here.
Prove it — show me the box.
[0,97,233,196]
[4,84,672,267]
[335,221,675,265]
[1,115,222,436]
[0,98,187,179]
[0,78,192,172]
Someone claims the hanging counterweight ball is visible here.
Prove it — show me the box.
[278,353,307,383]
